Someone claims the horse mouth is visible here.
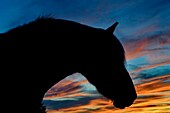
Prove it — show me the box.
[112,92,137,109]
[113,100,134,109]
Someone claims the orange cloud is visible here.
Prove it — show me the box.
[136,74,170,94]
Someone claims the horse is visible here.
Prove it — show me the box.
[0,17,137,113]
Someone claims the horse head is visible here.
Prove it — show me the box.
[81,22,137,109]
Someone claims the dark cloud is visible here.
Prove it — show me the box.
[136,65,170,79]
[43,96,102,110]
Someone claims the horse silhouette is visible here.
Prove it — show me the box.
[0,17,137,113]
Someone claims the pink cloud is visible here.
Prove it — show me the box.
[123,30,170,61]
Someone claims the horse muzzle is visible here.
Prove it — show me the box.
[113,95,137,109]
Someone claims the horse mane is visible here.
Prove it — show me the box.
[5,16,127,64]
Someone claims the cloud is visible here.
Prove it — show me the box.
[130,75,170,113]
[43,96,103,111]
[44,78,88,99]
[45,98,114,113]
[43,73,100,100]
[136,75,170,93]
[43,70,170,113]
[135,65,170,80]
[123,30,170,63]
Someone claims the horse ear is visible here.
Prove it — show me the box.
[106,22,119,33]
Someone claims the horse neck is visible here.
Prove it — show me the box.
[30,64,76,97]
[20,67,75,113]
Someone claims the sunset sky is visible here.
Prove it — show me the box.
[1,0,170,112]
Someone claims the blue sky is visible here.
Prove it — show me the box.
[1,0,170,112]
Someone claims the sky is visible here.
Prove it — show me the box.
[1,0,170,112]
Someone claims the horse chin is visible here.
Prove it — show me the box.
[113,100,133,109]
